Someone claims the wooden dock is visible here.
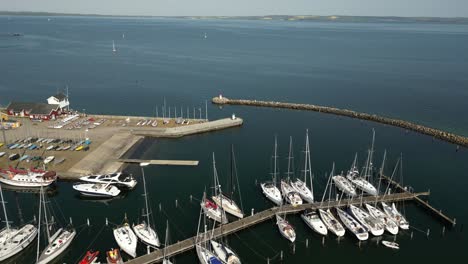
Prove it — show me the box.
[117,159,199,166]
[126,191,428,264]
[380,175,456,226]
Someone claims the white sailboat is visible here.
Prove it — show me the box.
[301,210,327,236]
[36,187,76,264]
[0,184,37,261]
[260,136,282,206]
[210,240,241,264]
[332,174,357,197]
[349,205,384,236]
[336,208,368,241]
[196,208,223,264]
[201,191,228,224]
[275,214,296,243]
[347,131,378,196]
[365,204,399,235]
[381,202,409,230]
[162,221,173,264]
[132,163,160,248]
[113,220,137,258]
[211,150,244,219]
[290,130,314,203]
[318,163,345,237]
[280,137,302,207]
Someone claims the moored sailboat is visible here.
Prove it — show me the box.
[336,207,368,241]
[260,137,282,206]
[275,214,296,243]
[281,137,303,207]
[132,163,160,248]
[349,205,384,236]
[290,130,315,203]
[113,217,137,258]
[301,210,327,236]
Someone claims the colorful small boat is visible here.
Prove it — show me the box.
[79,250,100,264]
[106,248,123,264]
[75,145,84,151]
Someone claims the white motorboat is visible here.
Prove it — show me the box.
[0,183,38,261]
[332,175,357,196]
[114,222,137,258]
[260,182,282,206]
[201,195,228,224]
[382,240,399,249]
[210,240,241,264]
[381,202,409,230]
[276,214,296,242]
[301,210,327,236]
[0,168,56,187]
[336,208,368,241]
[79,172,137,189]
[211,151,244,219]
[132,163,160,248]
[73,183,121,198]
[261,136,282,206]
[318,209,345,237]
[365,203,399,235]
[349,205,384,236]
[44,156,55,164]
[280,180,302,206]
[37,227,76,264]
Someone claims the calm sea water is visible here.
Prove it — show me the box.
[0,16,467,263]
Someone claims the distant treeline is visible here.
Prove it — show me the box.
[1,11,467,24]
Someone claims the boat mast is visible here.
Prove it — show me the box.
[140,163,151,228]
[273,136,278,185]
[163,220,169,259]
[286,136,293,181]
[36,186,43,263]
[375,150,386,205]
[305,129,314,200]
[327,163,335,207]
[42,187,51,243]
[0,184,10,231]
[369,129,376,182]
[212,153,220,197]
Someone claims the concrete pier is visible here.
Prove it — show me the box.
[213,96,468,147]
[118,159,199,166]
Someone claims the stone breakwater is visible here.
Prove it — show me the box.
[212,97,468,148]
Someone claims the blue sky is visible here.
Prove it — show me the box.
[2,0,468,17]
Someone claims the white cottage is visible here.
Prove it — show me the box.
[47,92,69,109]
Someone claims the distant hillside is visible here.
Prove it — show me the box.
[1,11,468,24]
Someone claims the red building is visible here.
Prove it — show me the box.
[6,102,61,120]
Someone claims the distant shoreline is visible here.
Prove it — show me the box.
[1,11,468,24]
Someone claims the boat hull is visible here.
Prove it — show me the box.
[0,177,55,188]
[318,209,345,237]
[212,195,244,219]
[37,229,76,264]
[260,183,282,206]
[132,223,160,248]
[301,212,328,236]
[0,224,37,261]
[113,225,137,258]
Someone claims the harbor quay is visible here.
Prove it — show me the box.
[0,113,243,180]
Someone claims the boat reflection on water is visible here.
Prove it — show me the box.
[0,183,58,196]
[75,191,127,205]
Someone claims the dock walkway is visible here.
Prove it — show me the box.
[117,159,199,166]
[126,191,427,264]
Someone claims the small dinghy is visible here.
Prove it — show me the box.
[106,248,124,264]
[382,240,399,249]
[79,250,100,264]
[43,156,55,164]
